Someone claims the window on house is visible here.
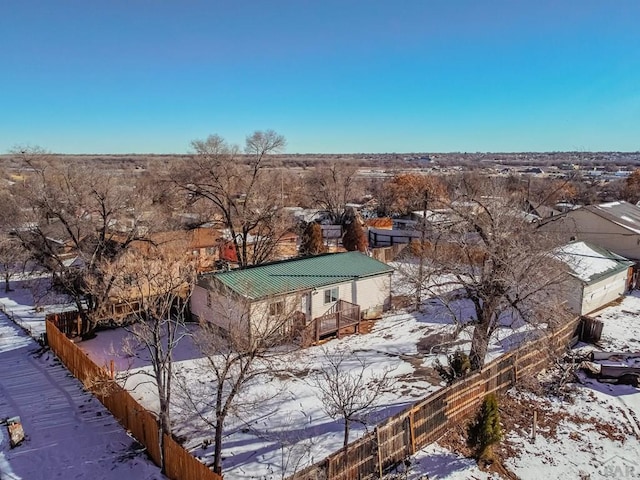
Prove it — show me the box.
[324,287,338,304]
[269,301,284,316]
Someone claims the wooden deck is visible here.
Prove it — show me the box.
[312,300,361,343]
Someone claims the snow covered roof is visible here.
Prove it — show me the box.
[555,241,634,284]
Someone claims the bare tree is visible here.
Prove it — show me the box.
[0,187,27,292]
[381,173,449,217]
[176,130,289,267]
[622,169,640,204]
[306,163,361,224]
[176,293,297,475]
[421,177,572,370]
[0,234,27,293]
[310,346,393,448]
[381,173,449,308]
[10,148,156,336]
[106,240,195,473]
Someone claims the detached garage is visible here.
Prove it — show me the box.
[556,241,634,315]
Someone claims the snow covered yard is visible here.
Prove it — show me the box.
[0,275,76,338]
[78,299,548,478]
[0,311,164,480]
[399,292,640,480]
[2,271,580,479]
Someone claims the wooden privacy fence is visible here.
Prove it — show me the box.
[370,244,408,264]
[49,311,86,337]
[291,317,582,480]
[45,320,222,480]
[579,316,604,343]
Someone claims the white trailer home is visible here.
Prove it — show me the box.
[191,252,394,344]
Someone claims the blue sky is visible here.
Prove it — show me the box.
[1,1,639,154]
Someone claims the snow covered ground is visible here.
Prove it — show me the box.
[0,275,76,338]
[78,297,544,477]
[402,292,640,480]
[0,310,164,480]
[7,271,633,479]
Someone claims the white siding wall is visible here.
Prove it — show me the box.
[309,282,353,319]
[190,284,248,331]
[307,274,392,320]
[249,295,303,336]
[581,269,630,315]
[354,274,392,316]
[565,278,584,316]
[190,284,210,322]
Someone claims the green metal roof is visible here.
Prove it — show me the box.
[206,252,393,300]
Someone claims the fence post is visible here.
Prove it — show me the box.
[376,427,383,479]
[408,411,416,455]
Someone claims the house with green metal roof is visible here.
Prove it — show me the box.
[191,252,394,343]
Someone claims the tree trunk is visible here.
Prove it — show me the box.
[469,320,490,370]
[4,272,11,293]
[343,418,351,449]
[158,398,171,474]
[415,194,428,310]
[213,417,224,474]
[77,301,96,339]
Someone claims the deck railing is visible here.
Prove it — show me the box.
[313,300,361,342]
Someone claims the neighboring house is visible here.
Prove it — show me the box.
[191,252,394,343]
[188,227,222,273]
[368,226,421,247]
[365,217,393,230]
[524,199,560,219]
[217,230,300,265]
[556,241,634,315]
[541,201,640,260]
[126,227,222,273]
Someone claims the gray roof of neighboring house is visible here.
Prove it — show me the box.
[584,201,640,234]
[202,252,393,300]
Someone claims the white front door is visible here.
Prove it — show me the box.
[301,293,311,319]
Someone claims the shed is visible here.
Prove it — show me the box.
[555,241,633,315]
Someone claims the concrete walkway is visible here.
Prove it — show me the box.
[0,312,164,480]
